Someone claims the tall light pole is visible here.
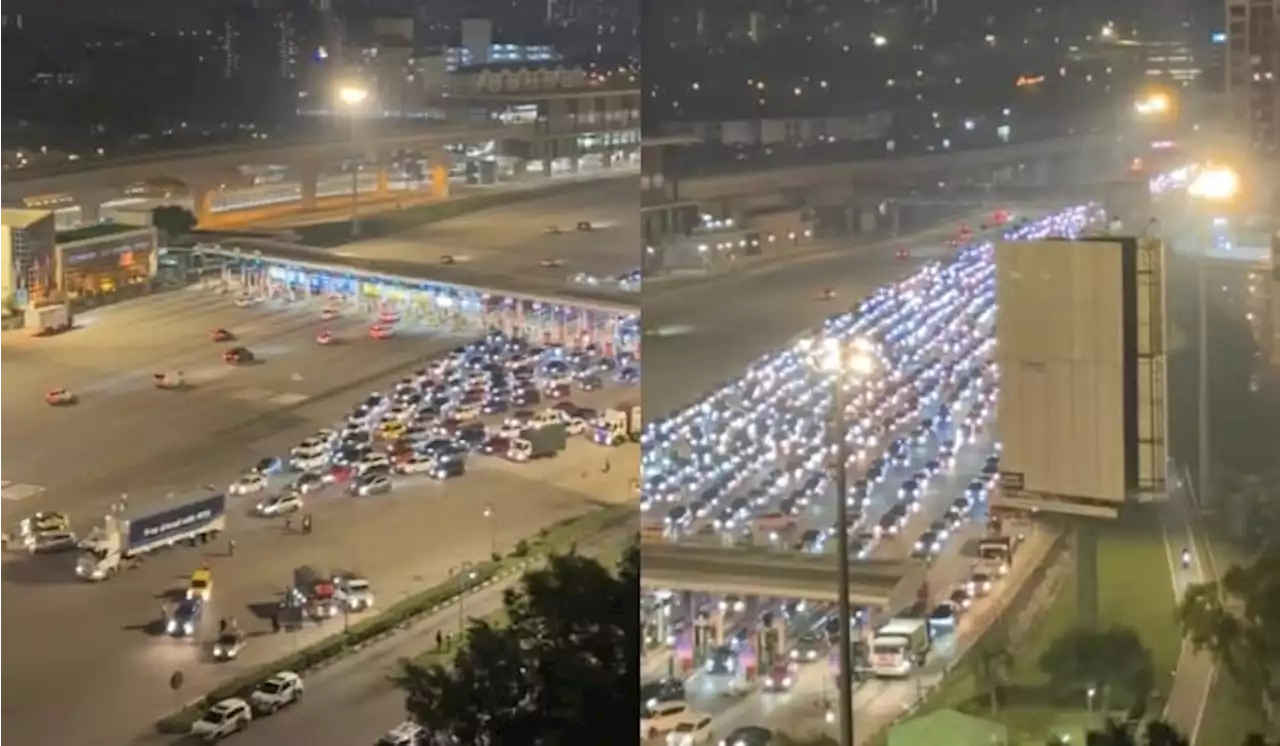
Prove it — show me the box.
[337,83,369,239]
[800,334,878,746]
[1186,166,1241,508]
[483,504,495,558]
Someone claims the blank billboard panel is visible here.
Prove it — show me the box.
[995,240,1128,506]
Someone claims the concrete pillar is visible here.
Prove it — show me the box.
[1033,157,1052,186]
[376,169,389,195]
[300,172,318,211]
[75,195,103,225]
[569,156,580,174]
[541,158,553,177]
[602,151,614,169]
[191,185,215,226]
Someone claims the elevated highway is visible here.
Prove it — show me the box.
[639,542,928,608]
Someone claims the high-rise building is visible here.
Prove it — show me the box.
[1225,0,1279,154]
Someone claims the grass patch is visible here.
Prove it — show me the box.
[295,179,615,248]
[155,505,633,735]
[905,510,1184,743]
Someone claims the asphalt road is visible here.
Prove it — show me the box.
[191,523,633,746]
[642,216,1002,416]
[1,289,638,746]
[328,178,638,287]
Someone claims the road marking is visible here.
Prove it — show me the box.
[270,393,310,406]
[1,481,46,501]
[228,387,276,402]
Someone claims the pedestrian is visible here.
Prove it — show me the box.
[302,515,312,535]
[435,629,444,651]
[219,618,228,634]
[228,539,236,557]
[271,614,281,634]
[602,458,611,474]
[284,517,293,533]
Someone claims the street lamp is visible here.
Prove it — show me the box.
[798,334,878,746]
[336,83,370,239]
[483,504,496,558]
[455,562,478,636]
[1186,166,1241,510]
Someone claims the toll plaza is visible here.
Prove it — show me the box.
[167,245,639,354]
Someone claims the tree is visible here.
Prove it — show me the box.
[396,545,637,744]
[151,205,197,239]
[970,619,1016,713]
[1080,718,1189,746]
[1178,551,1280,732]
[1038,626,1154,711]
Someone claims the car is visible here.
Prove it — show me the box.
[431,458,467,480]
[24,530,78,554]
[377,722,427,746]
[190,697,253,740]
[233,295,259,308]
[540,258,565,267]
[353,473,393,496]
[19,511,70,537]
[211,630,245,661]
[895,245,911,259]
[257,492,304,516]
[44,388,78,406]
[370,324,395,340]
[229,473,269,495]
[357,453,391,474]
[761,662,795,692]
[819,287,837,300]
[315,330,335,345]
[320,307,340,321]
[641,678,686,708]
[168,598,204,636]
[334,574,376,611]
[576,221,593,231]
[379,421,407,440]
[719,726,776,746]
[666,713,715,745]
[211,328,235,342]
[440,254,457,265]
[789,633,826,663]
[252,457,284,475]
[223,346,255,365]
[640,700,690,740]
[249,670,304,714]
[544,225,565,235]
[188,568,214,600]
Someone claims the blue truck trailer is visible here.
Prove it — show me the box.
[76,489,227,581]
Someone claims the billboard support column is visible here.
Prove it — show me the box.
[1076,522,1099,629]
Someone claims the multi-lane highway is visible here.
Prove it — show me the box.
[325,178,639,290]
[643,214,1002,415]
[1,288,637,746]
[638,207,1094,743]
[212,521,632,746]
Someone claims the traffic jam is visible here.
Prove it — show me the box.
[637,206,1099,744]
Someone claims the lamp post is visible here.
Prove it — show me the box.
[456,561,477,636]
[483,504,495,558]
[1185,167,1241,509]
[336,84,369,239]
[799,334,878,746]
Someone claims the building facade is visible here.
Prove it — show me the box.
[1225,0,1279,154]
[0,208,56,307]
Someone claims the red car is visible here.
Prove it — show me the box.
[369,324,394,340]
[211,328,235,342]
[329,464,355,484]
[819,287,837,301]
[895,246,911,259]
[223,346,255,365]
[316,330,334,345]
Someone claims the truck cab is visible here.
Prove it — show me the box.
[975,535,1016,577]
[593,401,642,446]
[868,618,931,678]
[188,568,214,600]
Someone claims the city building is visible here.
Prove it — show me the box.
[670,113,895,147]
[1225,0,1279,154]
[53,227,158,301]
[0,208,56,308]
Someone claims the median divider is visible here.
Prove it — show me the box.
[154,505,635,735]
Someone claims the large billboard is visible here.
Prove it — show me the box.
[993,237,1168,518]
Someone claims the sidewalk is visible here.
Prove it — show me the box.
[1161,483,1217,743]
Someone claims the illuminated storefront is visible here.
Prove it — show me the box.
[55,228,158,298]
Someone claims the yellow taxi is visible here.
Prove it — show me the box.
[379,421,407,440]
[188,568,213,600]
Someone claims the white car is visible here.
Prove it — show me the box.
[357,454,391,474]
[383,403,415,423]
[641,700,690,740]
[452,403,482,422]
[290,438,329,459]
[256,493,303,516]
[248,671,304,714]
[666,713,715,745]
[564,417,586,436]
[290,453,330,472]
[377,722,425,746]
[233,296,259,308]
[190,697,252,740]
[229,474,269,495]
[398,454,436,474]
[540,258,565,267]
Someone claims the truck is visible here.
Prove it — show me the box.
[974,535,1018,578]
[507,423,567,462]
[593,400,642,446]
[75,489,227,581]
[867,618,931,678]
[26,303,72,336]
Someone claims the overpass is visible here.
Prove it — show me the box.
[639,542,928,609]
[642,133,1128,240]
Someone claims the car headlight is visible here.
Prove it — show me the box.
[166,620,178,633]
[183,623,194,635]
[214,645,225,655]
